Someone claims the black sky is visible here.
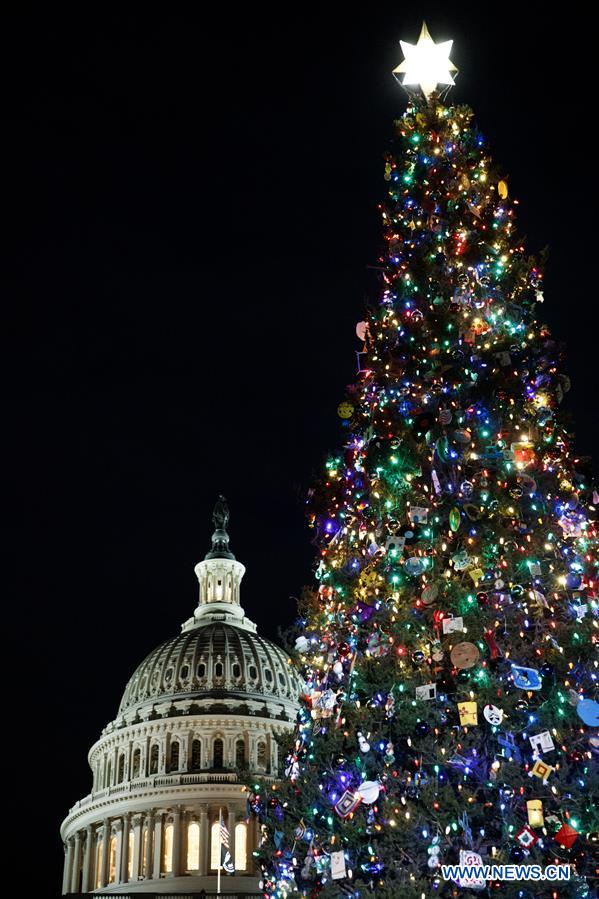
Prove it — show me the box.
[5,6,598,893]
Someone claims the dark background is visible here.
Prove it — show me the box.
[4,5,597,892]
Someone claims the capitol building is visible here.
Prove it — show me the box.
[60,499,302,894]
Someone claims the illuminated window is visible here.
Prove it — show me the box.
[235,822,247,871]
[191,739,201,771]
[210,821,221,870]
[187,821,200,870]
[132,748,140,779]
[127,831,134,879]
[149,744,159,775]
[109,835,117,883]
[213,738,224,768]
[170,740,180,771]
[163,823,173,874]
[236,738,245,769]
[117,754,125,783]
[95,839,103,889]
[257,741,268,771]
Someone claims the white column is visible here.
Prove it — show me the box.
[114,821,124,884]
[131,814,143,881]
[81,825,93,892]
[153,812,164,879]
[172,806,182,877]
[120,814,130,883]
[199,804,208,876]
[70,832,82,893]
[144,810,155,879]
[62,840,73,895]
[100,820,110,887]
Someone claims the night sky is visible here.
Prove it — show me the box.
[5,7,597,892]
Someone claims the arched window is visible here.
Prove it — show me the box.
[180,664,189,679]
[197,662,206,677]
[187,821,200,870]
[132,748,141,779]
[232,662,241,678]
[235,822,247,871]
[249,665,257,679]
[213,738,224,768]
[257,741,268,772]
[106,759,112,788]
[149,744,159,775]
[278,672,286,686]
[170,740,180,771]
[210,821,221,870]
[117,753,125,783]
[109,834,117,883]
[141,826,148,875]
[215,661,223,677]
[236,738,245,769]
[264,669,273,683]
[127,830,134,879]
[163,823,173,873]
[191,739,202,771]
[95,838,103,889]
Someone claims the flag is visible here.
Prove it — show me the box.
[219,811,235,874]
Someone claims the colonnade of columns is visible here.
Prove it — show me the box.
[62,803,253,894]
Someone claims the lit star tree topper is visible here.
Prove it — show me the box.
[393,22,457,100]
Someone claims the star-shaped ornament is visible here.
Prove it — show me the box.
[393,22,457,100]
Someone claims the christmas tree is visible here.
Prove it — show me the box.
[250,25,598,899]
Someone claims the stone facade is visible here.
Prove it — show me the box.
[60,502,302,893]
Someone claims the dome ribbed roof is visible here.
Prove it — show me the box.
[118,621,302,718]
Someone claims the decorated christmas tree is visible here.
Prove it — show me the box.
[250,25,598,899]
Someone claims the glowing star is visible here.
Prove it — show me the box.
[393,22,457,99]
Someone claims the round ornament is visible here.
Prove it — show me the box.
[483,704,504,725]
[576,699,599,727]
[453,428,472,445]
[337,401,354,419]
[404,556,428,576]
[450,642,480,670]
[357,781,380,804]
[421,582,439,605]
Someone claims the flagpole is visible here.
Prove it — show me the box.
[217,807,222,896]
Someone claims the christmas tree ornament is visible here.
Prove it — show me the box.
[356,780,380,804]
[530,759,554,783]
[576,698,599,727]
[334,790,362,819]
[337,401,354,419]
[529,731,555,754]
[515,825,538,848]
[511,663,542,690]
[450,642,480,669]
[357,732,371,753]
[458,701,478,725]
[483,704,503,725]
[527,800,544,828]
[554,823,579,849]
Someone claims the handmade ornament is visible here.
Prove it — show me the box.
[530,759,554,783]
[357,780,380,804]
[527,800,544,828]
[386,533,406,555]
[554,823,579,849]
[337,401,354,419]
[334,789,362,818]
[468,567,484,585]
[483,704,503,725]
[421,582,439,605]
[455,850,485,890]
[483,628,501,659]
[357,732,371,753]
[449,507,461,531]
[383,741,395,764]
[295,635,309,652]
[408,506,428,524]
[458,701,478,725]
[498,179,508,199]
[576,698,599,727]
[450,642,480,669]
[310,688,337,718]
[330,849,347,880]
[515,825,537,848]
[404,555,428,576]
[415,682,437,700]
[442,615,464,634]
[511,664,542,690]
[529,731,554,754]
[451,550,471,570]
[498,731,522,762]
